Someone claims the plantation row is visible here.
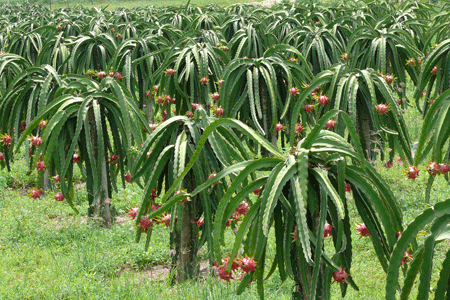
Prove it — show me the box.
[1,0,450,299]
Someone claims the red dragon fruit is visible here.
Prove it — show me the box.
[426,162,440,176]
[317,94,329,105]
[290,87,299,96]
[356,223,370,239]
[236,201,250,215]
[114,72,122,80]
[439,163,450,174]
[376,103,389,114]
[197,219,204,227]
[53,174,61,182]
[200,77,209,85]
[125,172,132,183]
[217,266,233,282]
[384,160,393,169]
[214,107,224,117]
[384,74,395,84]
[208,172,219,185]
[54,192,65,201]
[431,66,437,75]
[1,134,12,145]
[162,214,171,227]
[221,255,240,271]
[405,166,419,180]
[345,182,351,192]
[139,216,152,233]
[128,207,139,220]
[109,154,119,166]
[39,120,47,129]
[240,257,257,273]
[324,222,333,237]
[401,250,412,268]
[332,267,348,283]
[30,136,42,146]
[36,161,46,171]
[29,188,41,199]
[97,71,106,79]
[311,87,320,96]
[304,104,314,113]
[295,123,303,135]
[211,93,220,101]
[19,121,26,134]
[325,119,336,129]
[274,123,284,132]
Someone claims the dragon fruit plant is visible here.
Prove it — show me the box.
[130,107,249,283]
[13,74,149,225]
[145,110,404,298]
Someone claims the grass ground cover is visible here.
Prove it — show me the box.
[0,103,449,299]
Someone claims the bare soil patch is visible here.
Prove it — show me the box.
[144,260,211,281]
[120,260,213,282]
[115,214,131,226]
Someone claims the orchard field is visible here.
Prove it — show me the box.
[1,0,450,299]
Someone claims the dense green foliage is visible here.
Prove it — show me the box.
[1,0,450,299]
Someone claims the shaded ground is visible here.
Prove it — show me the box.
[144,260,211,281]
